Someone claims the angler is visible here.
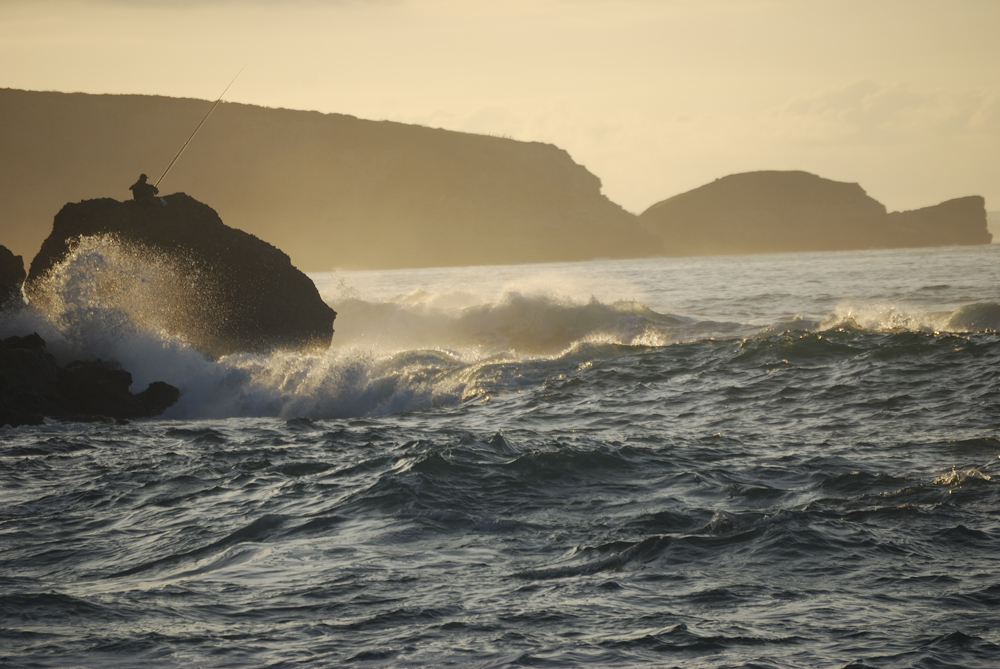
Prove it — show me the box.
[130,65,246,203]
[128,173,160,207]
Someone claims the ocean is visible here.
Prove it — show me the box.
[2,243,999,668]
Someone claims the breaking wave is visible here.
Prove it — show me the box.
[820,301,1000,333]
[3,236,998,420]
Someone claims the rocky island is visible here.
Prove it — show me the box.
[639,171,991,256]
[27,193,336,358]
[2,193,337,427]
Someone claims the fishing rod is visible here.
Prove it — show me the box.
[154,64,247,189]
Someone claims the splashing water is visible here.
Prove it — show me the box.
[3,239,999,422]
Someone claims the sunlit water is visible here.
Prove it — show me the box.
[2,243,1000,667]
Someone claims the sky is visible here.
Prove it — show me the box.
[2,0,998,214]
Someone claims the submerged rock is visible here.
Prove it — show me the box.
[0,245,25,312]
[0,333,179,428]
[25,193,336,358]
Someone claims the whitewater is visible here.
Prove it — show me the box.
[2,242,999,668]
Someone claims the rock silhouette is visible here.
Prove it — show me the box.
[1,91,992,267]
[0,245,25,311]
[884,196,992,248]
[0,333,179,428]
[25,193,336,358]
[639,171,991,255]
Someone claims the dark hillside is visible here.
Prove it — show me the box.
[639,171,990,255]
[0,88,653,271]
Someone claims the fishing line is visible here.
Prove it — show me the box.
[154,64,247,189]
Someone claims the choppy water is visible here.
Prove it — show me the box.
[2,243,1000,667]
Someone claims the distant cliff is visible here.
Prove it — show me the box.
[2,91,990,268]
[0,88,653,271]
[884,196,991,248]
[639,171,991,255]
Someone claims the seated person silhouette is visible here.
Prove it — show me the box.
[129,174,159,206]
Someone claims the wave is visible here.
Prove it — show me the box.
[819,301,1000,334]
[3,237,999,420]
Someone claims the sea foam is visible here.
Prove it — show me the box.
[4,238,998,421]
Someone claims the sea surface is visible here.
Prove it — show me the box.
[2,243,1000,668]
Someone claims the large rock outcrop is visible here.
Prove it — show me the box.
[0,88,656,270]
[0,245,25,311]
[639,171,992,256]
[885,196,992,248]
[25,193,336,358]
[0,333,179,428]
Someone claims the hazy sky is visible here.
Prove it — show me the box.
[2,0,998,213]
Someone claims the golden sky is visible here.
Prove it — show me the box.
[2,0,998,213]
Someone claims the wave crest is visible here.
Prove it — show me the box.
[820,302,1000,334]
[4,243,998,420]
[329,290,697,353]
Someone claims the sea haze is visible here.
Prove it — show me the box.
[2,244,1000,668]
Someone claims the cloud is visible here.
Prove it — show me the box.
[776,80,1000,145]
[967,89,1000,131]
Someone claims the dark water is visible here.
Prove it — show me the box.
[2,244,1000,667]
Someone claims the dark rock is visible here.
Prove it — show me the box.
[0,333,180,428]
[0,245,26,311]
[0,337,56,427]
[57,360,141,417]
[3,332,45,351]
[640,171,992,256]
[25,193,336,358]
[886,196,992,247]
[135,381,181,416]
